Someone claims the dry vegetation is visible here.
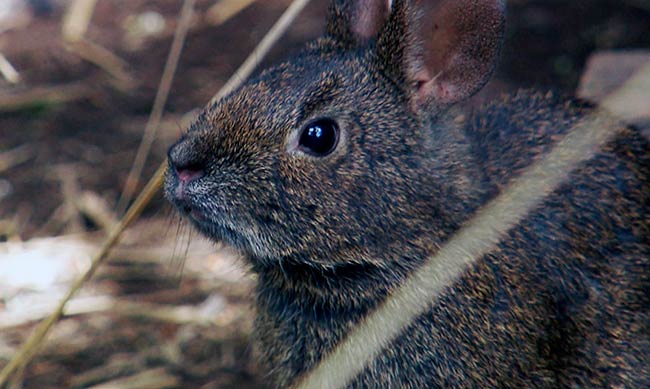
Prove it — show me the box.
[0,0,648,387]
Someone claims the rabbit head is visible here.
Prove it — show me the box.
[165,0,506,269]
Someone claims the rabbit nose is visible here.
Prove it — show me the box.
[176,165,204,184]
[168,139,206,185]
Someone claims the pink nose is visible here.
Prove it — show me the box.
[177,167,203,184]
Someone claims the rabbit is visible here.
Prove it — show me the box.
[165,0,650,386]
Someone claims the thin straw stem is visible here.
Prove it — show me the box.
[116,0,196,214]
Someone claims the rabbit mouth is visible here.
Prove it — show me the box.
[191,216,273,259]
[181,203,221,232]
[175,201,271,257]
[186,206,206,223]
[169,192,204,221]
[181,206,236,240]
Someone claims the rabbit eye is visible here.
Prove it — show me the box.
[298,118,339,156]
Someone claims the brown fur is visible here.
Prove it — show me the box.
[165,0,650,386]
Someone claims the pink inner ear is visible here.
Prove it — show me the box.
[414,67,460,106]
[351,0,391,41]
[410,0,505,105]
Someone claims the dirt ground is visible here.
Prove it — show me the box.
[0,0,649,387]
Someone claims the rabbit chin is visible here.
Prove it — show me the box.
[188,212,279,260]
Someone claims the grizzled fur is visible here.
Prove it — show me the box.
[166,0,650,386]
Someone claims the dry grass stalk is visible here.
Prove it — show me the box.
[76,191,119,233]
[206,0,259,25]
[61,0,98,43]
[0,294,233,329]
[55,165,85,234]
[0,162,166,385]
[62,0,132,86]
[64,40,133,87]
[36,204,68,237]
[86,367,180,389]
[0,53,21,84]
[116,0,196,215]
[0,219,19,241]
[0,296,112,329]
[0,82,92,112]
[69,353,148,388]
[210,0,312,104]
[0,144,33,173]
[0,0,311,383]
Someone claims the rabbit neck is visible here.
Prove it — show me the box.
[251,238,436,386]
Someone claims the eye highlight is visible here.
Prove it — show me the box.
[298,118,339,156]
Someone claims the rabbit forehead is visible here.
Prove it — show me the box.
[196,43,412,171]
[210,50,386,136]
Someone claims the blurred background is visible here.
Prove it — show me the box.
[0,0,648,387]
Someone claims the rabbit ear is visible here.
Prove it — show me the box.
[326,0,392,46]
[379,0,506,106]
